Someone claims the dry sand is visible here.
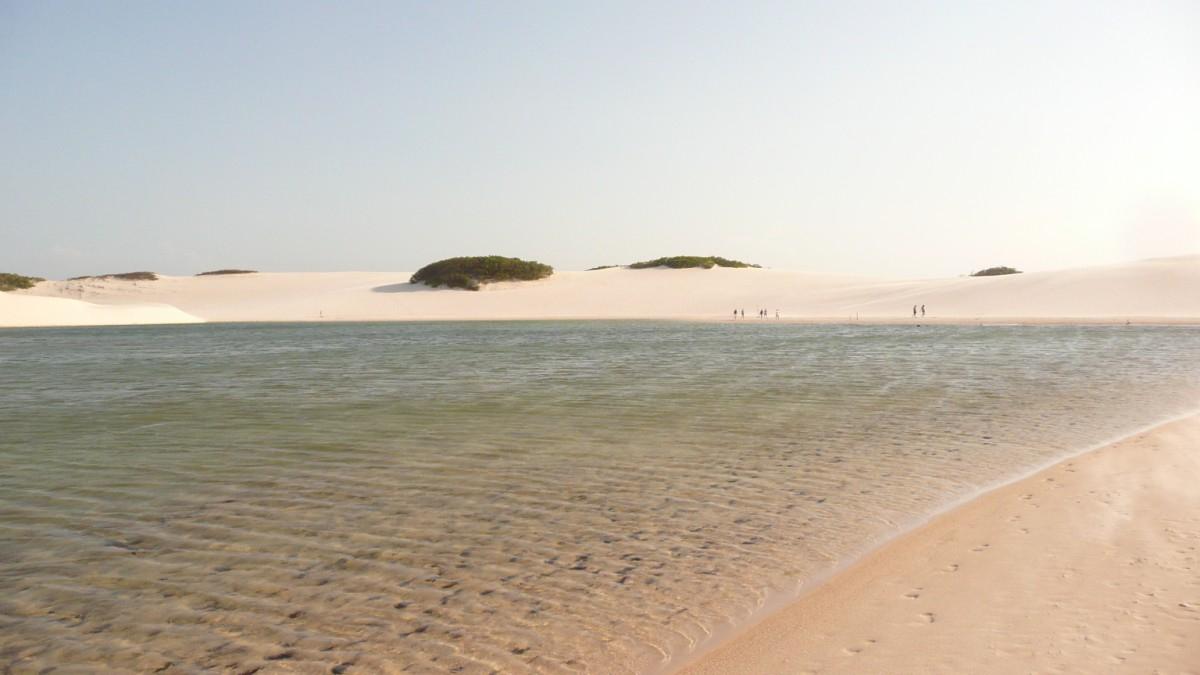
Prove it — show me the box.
[678,413,1200,674]
[0,292,202,328]
[5,254,1197,326]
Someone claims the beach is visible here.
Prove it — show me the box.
[3,255,1197,327]
[680,413,1200,674]
[6,2,1197,672]
[4,255,1200,674]
[2,258,1198,672]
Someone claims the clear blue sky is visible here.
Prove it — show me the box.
[2,1,1197,279]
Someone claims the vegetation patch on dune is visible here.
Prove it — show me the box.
[410,256,554,291]
[69,271,159,281]
[197,269,258,276]
[0,273,45,292]
[628,256,760,269]
[586,265,619,271]
[970,266,1022,277]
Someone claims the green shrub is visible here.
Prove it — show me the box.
[410,256,553,291]
[0,272,44,292]
[68,271,159,281]
[197,269,257,276]
[970,266,1022,277]
[443,272,480,291]
[628,256,760,269]
[587,265,619,271]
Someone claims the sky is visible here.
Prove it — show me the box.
[2,1,1198,279]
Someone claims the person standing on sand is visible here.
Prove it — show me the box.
[921,304,926,317]
[913,305,918,317]
[741,309,745,318]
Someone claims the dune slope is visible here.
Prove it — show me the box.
[0,293,203,328]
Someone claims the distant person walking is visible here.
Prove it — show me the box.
[741,309,745,318]
[913,305,918,318]
[921,304,926,317]
[734,309,738,320]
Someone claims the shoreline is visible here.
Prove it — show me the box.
[3,316,1199,330]
[673,411,1200,673]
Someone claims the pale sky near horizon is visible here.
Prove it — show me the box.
[2,1,1198,279]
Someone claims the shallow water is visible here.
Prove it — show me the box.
[1,322,1198,673]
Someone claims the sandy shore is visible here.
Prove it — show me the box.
[678,413,1200,674]
[4,254,1196,327]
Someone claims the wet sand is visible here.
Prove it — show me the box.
[679,413,1200,673]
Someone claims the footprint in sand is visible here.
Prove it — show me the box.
[907,611,936,627]
[842,639,877,655]
[943,563,960,573]
[903,589,921,599]
[971,543,990,553]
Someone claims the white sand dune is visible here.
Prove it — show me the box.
[0,292,203,328]
[8,254,1198,325]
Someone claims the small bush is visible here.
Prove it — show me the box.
[197,269,257,276]
[628,256,760,269]
[587,265,619,271]
[69,271,159,281]
[410,256,553,291]
[110,271,158,281]
[971,266,1022,277]
[0,272,44,292]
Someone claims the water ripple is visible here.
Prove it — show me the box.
[1,322,1197,673]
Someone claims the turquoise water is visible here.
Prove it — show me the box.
[1,322,1198,673]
